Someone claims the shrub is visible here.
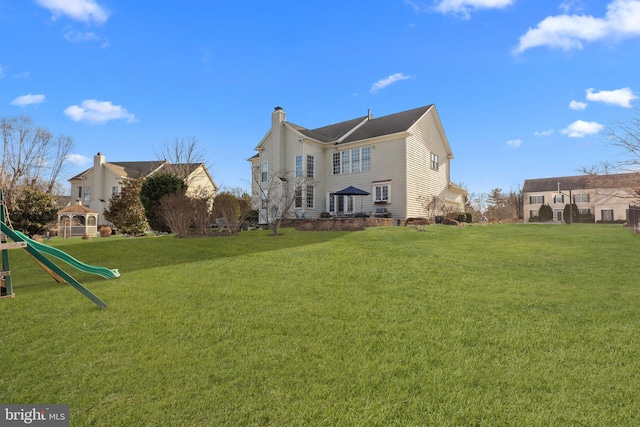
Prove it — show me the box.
[190,196,211,236]
[441,218,460,226]
[563,203,579,224]
[140,173,186,232]
[576,213,595,223]
[538,204,553,222]
[159,193,192,238]
[9,188,57,236]
[104,179,149,235]
[320,212,332,219]
[99,226,112,237]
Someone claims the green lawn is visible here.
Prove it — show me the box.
[1,224,639,426]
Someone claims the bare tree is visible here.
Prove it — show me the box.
[155,136,208,185]
[191,195,211,236]
[159,193,192,238]
[606,110,640,169]
[577,110,640,200]
[417,194,445,221]
[253,167,314,235]
[467,192,487,222]
[0,115,73,206]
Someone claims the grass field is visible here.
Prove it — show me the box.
[1,224,639,426]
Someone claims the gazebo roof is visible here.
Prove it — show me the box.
[58,202,98,214]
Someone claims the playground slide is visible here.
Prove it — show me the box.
[11,230,120,279]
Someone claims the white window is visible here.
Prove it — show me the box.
[261,162,268,183]
[332,153,341,175]
[574,193,590,203]
[294,186,303,209]
[529,195,544,204]
[306,186,314,209]
[333,146,371,175]
[351,149,360,172]
[83,187,90,202]
[529,210,539,218]
[306,155,314,179]
[112,186,119,196]
[77,186,82,198]
[295,155,302,178]
[601,209,614,221]
[341,151,350,174]
[362,147,371,171]
[373,182,391,203]
[431,153,439,171]
[554,194,564,204]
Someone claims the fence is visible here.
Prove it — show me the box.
[629,205,640,233]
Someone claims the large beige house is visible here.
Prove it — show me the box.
[249,105,466,225]
[523,172,640,223]
[68,152,217,227]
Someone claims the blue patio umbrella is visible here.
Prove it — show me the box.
[332,186,370,213]
[333,186,370,196]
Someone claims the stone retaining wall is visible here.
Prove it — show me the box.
[281,217,393,231]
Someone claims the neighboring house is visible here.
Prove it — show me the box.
[523,172,640,223]
[68,152,217,226]
[249,105,467,224]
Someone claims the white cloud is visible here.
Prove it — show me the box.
[370,73,411,94]
[569,100,588,110]
[586,87,638,108]
[559,0,585,14]
[534,129,554,137]
[514,0,640,53]
[65,153,91,166]
[10,94,46,107]
[507,138,522,147]
[36,0,110,25]
[63,29,110,47]
[433,0,516,18]
[64,99,137,124]
[560,120,604,137]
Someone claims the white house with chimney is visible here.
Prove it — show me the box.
[249,105,466,225]
[67,153,217,231]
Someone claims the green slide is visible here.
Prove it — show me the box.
[12,229,120,279]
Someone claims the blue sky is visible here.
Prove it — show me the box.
[2,0,640,196]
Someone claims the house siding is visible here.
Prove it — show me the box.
[251,106,465,223]
[406,109,451,218]
[523,173,640,223]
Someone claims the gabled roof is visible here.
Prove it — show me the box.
[523,172,640,193]
[341,105,434,144]
[161,163,202,178]
[70,160,166,181]
[289,104,434,145]
[296,116,369,143]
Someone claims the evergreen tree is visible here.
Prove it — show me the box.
[9,188,57,236]
[140,172,186,232]
[539,204,553,222]
[104,179,149,235]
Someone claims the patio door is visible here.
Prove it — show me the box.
[326,193,353,214]
[554,210,564,222]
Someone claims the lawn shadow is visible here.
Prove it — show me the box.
[30,228,348,281]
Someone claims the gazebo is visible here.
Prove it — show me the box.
[57,201,99,238]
